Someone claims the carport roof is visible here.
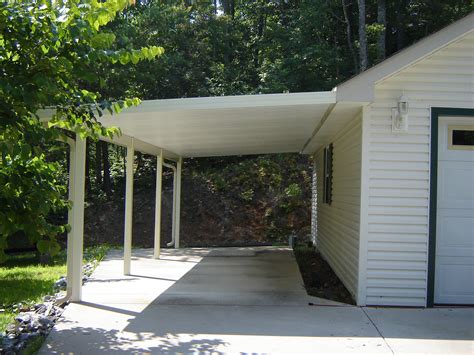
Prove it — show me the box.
[97,91,346,158]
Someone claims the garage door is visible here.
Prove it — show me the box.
[435,116,474,305]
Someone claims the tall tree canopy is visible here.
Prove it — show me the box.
[0,0,163,261]
[100,0,472,99]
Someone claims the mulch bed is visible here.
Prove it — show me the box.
[293,245,355,305]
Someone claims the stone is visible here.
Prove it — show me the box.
[15,313,31,324]
[38,317,53,328]
[35,303,47,314]
[54,277,67,291]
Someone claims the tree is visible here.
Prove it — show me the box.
[0,0,164,261]
[357,0,368,71]
[377,0,386,61]
[342,0,359,74]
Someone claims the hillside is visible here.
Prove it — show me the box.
[83,154,313,248]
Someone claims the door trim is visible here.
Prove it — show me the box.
[428,107,474,307]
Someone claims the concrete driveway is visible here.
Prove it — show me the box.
[40,247,474,354]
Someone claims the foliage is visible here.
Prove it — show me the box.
[95,0,472,99]
[0,0,164,262]
[186,154,312,240]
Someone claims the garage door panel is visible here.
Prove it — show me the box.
[437,163,474,209]
[436,210,474,256]
[435,259,474,304]
[435,116,474,305]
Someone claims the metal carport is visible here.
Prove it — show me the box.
[42,90,363,302]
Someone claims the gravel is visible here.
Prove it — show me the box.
[0,262,97,354]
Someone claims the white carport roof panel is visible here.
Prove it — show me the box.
[98,92,336,157]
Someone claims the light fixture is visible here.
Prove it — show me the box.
[392,94,409,133]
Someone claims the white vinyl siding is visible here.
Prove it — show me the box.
[363,32,474,306]
[315,114,362,299]
[311,158,318,245]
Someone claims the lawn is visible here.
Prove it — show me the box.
[0,245,109,334]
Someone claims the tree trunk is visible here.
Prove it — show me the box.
[342,0,359,74]
[377,0,386,61]
[101,141,112,196]
[95,141,102,187]
[396,0,407,51]
[254,10,266,84]
[357,0,368,71]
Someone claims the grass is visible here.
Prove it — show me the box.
[0,245,110,334]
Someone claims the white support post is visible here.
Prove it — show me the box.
[170,168,177,247]
[70,135,86,302]
[153,151,163,258]
[66,141,75,299]
[174,157,183,249]
[123,139,134,275]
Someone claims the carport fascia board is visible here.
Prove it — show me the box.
[38,107,180,161]
[119,91,337,114]
[427,107,474,307]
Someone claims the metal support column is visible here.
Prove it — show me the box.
[174,157,182,249]
[153,151,163,258]
[70,135,86,302]
[124,139,134,275]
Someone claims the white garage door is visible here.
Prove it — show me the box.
[435,116,474,305]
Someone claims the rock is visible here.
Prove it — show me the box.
[54,277,67,291]
[15,313,32,324]
[38,317,53,329]
[35,303,47,314]
[6,323,18,335]
[1,337,17,352]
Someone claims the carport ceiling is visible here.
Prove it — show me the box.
[98,92,337,157]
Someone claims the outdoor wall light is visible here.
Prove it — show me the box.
[392,94,409,133]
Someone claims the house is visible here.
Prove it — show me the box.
[45,13,473,307]
[306,13,473,307]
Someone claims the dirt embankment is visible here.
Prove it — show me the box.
[83,156,312,248]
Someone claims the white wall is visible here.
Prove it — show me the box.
[361,32,474,306]
[315,113,362,299]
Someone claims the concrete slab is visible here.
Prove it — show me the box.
[41,304,388,354]
[39,247,474,354]
[78,247,344,307]
[365,307,474,354]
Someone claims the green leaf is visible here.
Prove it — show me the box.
[90,32,116,49]
[36,240,49,254]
